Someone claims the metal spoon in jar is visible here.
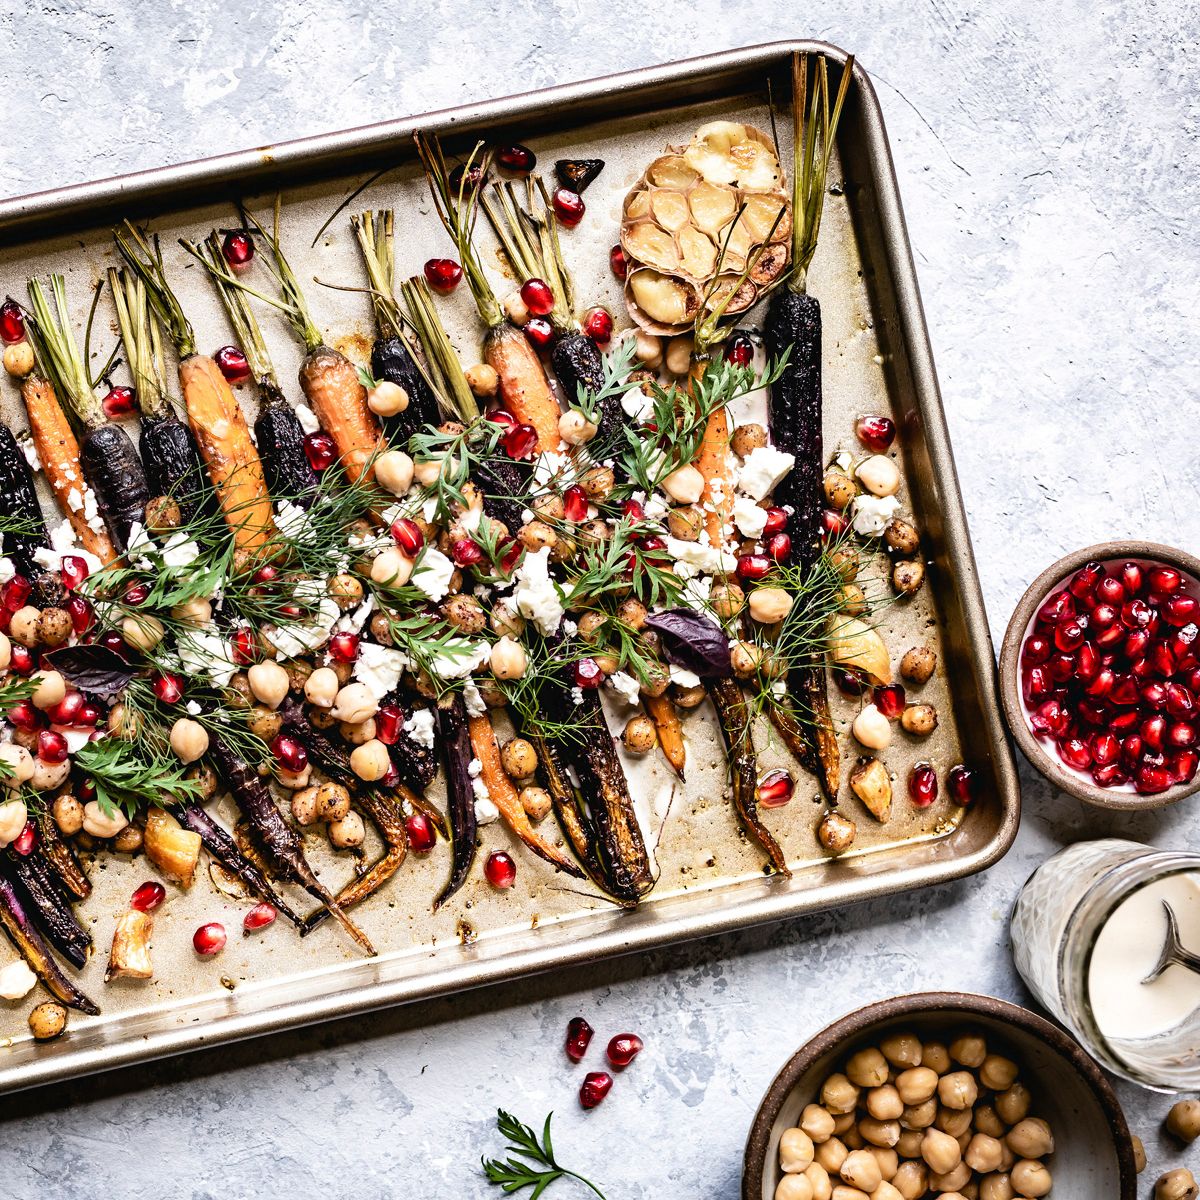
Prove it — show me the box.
[1143,901,1200,984]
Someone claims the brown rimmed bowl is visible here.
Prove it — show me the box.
[999,540,1200,810]
[742,991,1137,1200]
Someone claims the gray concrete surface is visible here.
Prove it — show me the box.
[2,1,1199,1195]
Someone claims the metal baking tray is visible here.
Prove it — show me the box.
[0,39,1019,1094]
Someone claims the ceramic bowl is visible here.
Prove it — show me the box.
[743,991,1137,1200]
[998,540,1200,809]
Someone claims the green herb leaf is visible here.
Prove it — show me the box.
[482,1110,606,1199]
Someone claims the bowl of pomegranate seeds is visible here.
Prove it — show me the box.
[1000,541,1200,809]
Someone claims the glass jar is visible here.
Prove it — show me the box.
[1011,838,1200,1091]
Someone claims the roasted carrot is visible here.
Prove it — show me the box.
[688,359,735,547]
[485,324,562,454]
[177,355,274,553]
[468,713,584,877]
[21,376,117,565]
[298,347,379,483]
[643,693,686,779]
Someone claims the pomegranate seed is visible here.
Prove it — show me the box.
[1125,629,1151,661]
[908,762,938,807]
[0,300,26,344]
[214,345,250,383]
[122,580,150,606]
[487,409,517,430]
[1141,680,1169,709]
[102,385,136,418]
[1110,675,1139,706]
[77,779,96,802]
[874,684,906,719]
[946,764,978,806]
[553,187,585,226]
[1169,721,1198,749]
[484,850,516,889]
[405,812,437,852]
[303,432,337,471]
[574,658,604,690]
[1149,566,1183,595]
[1095,576,1125,605]
[821,509,849,539]
[1068,562,1104,602]
[12,821,35,856]
[1057,736,1093,771]
[856,414,896,453]
[1151,641,1178,679]
[1167,684,1196,717]
[621,499,645,523]
[563,485,589,523]
[503,422,539,460]
[763,532,791,563]
[384,517,423,558]
[1092,733,1120,765]
[270,734,307,774]
[423,257,463,293]
[1023,666,1051,702]
[152,672,184,704]
[762,508,788,536]
[231,627,258,666]
[1030,699,1068,737]
[1054,618,1085,652]
[243,902,277,932]
[130,880,166,912]
[250,563,278,587]
[1120,562,1144,594]
[640,535,667,556]
[520,278,555,316]
[193,922,227,956]
[1092,763,1130,788]
[1142,714,1168,751]
[451,539,483,568]
[1047,652,1076,683]
[499,538,522,573]
[496,142,535,172]
[1076,698,1111,727]
[48,691,84,726]
[449,161,485,194]
[376,705,402,745]
[1038,591,1075,625]
[1073,642,1100,683]
[756,768,794,809]
[1112,715,1141,743]
[59,554,89,592]
[1090,602,1119,630]
[724,332,754,366]
[523,316,555,350]
[579,1071,613,1109]
[609,244,628,280]
[77,702,102,727]
[583,306,613,344]
[36,730,68,764]
[565,1016,594,1063]
[1172,749,1200,784]
[736,554,771,583]
[607,1033,644,1069]
[834,669,867,696]
[65,594,94,634]
[1094,622,1126,650]
[1136,763,1173,795]
[1120,599,1153,629]
[1,575,30,612]
[328,632,359,663]
[1022,634,1052,666]
[1165,595,1200,627]
[9,644,34,676]
[222,230,254,268]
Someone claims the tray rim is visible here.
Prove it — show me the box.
[0,38,1020,1096]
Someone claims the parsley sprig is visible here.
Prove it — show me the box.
[482,1110,606,1199]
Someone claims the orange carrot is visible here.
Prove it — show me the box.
[298,346,381,483]
[21,377,117,565]
[178,355,274,554]
[643,694,686,779]
[689,360,734,546]
[485,324,562,454]
[467,714,582,877]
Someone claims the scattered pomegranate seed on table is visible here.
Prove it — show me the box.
[609,245,628,280]
[579,1071,613,1109]
[0,300,26,344]
[756,769,794,809]
[193,922,227,957]
[582,306,613,344]
[130,881,166,913]
[519,277,555,316]
[449,161,485,194]
[424,257,463,293]
[303,431,337,471]
[152,672,184,704]
[724,331,754,365]
[405,812,437,853]
[565,1017,594,1063]
[484,851,516,890]
[503,423,538,460]
[523,316,555,350]
[222,230,254,269]
[856,413,896,452]
[496,143,536,173]
[213,345,250,383]
[908,762,938,807]
[102,385,136,418]
[946,764,978,806]
[606,1033,643,1069]
[12,822,36,856]
[243,903,277,933]
[552,187,585,226]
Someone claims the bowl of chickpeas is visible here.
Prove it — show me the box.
[742,991,1138,1200]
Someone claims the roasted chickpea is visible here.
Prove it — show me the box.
[749,586,794,625]
[580,465,615,500]
[441,593,486,635]
[350,739,390,782]
[518,519,558,553]
[666,505,703,541]
[519,786,552,822]
[248,660,290,709]
[731,422,768,457]
[28,1000,67,1040]
[710,581,745,621]
[145,494,182,533]
[291,786,320,826]
[829,547,859,581]
[558,409,597,445]
[328,811,366,849]
[3,341,34,377]
[893,560,925,595]
[466,363,499,397]
[112,822,143,854]
[52,793,84,836]
[8,605,40,647]
[615,598,647,630]
[1167,1099,1200,1143]
[36,607,71,647]
[672,683,707,709]
[1009,1159,1052,1198]
[883,517,920,556]
[780,1127,816,1173]
[169,717,209,764]
[900,704,938,737]
[823,469,857,510]
[312,782,350,823]
[500,737,538,780]
[731,640,764,679]
[329,573,364,611]
[339,717,377,746]
[664,334,694,376]
[247,706,283,741]
[817,810,856,854]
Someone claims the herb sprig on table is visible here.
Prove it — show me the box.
[482,1109,607,1198]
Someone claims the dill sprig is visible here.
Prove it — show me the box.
[407,417,507,526]
[482,1109,606,1199]
[566,518,682,610]
[498,636,591,744]
[74,735,206,822]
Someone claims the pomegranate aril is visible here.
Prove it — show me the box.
[1038,591,1074,625]
[821,508,848,539]
[1109,674,1139,706]
[1068,562,1104,603]
[496,143,535,173]
[523,315,555,350]
[65,593,93,634]
[1136,764,1173,795]
[214,345,251,383]
[449,161,485,193]
[565,1016,594,1063]
[152,672,184,704]
[1094,623,1125,650]
[1092,763,1129,788]
[762,507,788,536]
[9,644,34,676]
[552,187,585,226]
[1120,598,1153,629]
[1047,652,1075,683]
[1057,736,1092,771]
[77,702,101,727]
[1119,561,1144,595]
[0,300,26,344]
[405,812,437,853]
[1023,666,1050,702]
[450,538,483,567]
[1073,642,1099,683]
[193,922,227,956]
[1090,603,1119,630]
[59,554,89,592]
[856,414,896,453]
[102,385,136,418]
[1091,733,1120,766]
[1096,576,1126,605]
[1169,721,1198,749]
[503,423,539,460]
[1110,711,1140,737]
[574,658,604,689]
[520,277,555,316]
[908,763,938,807]
[834,669,866,696]
[48,691,85,726]
[7,700,40,731]
[329,632,360,663]
[251,563,278,586]
[231,627,258,666]
[766,532,791,562]
[1120,734,1144,767]
[1022,634,1052,666]
[579,1071,613,1109]
[607,1033,644,1069]
[387,517,424,558]
[1172,749,1200,785]
[724,332,754,366]
[1149,566,1183,595]
[423,257,463,294]
[130,880,166,912]
[621,498,645,523]
[874,684,906,719]
[1054,618,1085,652]
[303,432,337,471]
[1167,684,1196,718]
[562,485,589,523]
[609,244,628,280]
[736,554,771,583]
[37,730,68,763]
[1,574,31,612]
[12,821,36,856]
[376,704,402,746]
[1030,699,1068,738]
[484,850,516,889]
[1165,595,1200,627]
[222,230,254,268]
[243,902,277,932]
[583,306,613,344]
[1076,698,1111,727]
[756,768,794,809]
[946,764,978,806]
[270,734,307,773]
[1124,628,1151,660]
[1141,680,1169,708]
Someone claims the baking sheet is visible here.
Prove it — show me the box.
[0,41,1019,1093]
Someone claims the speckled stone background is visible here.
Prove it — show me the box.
[2,2,1199,1196]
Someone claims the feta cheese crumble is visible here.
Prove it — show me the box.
[738,446,795,501]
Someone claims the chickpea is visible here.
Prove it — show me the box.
[800,1105,836,1144]
[310,782,349,823]
[633,330,662,368]
[28,1000,67,1041]
[920,1127,961,1175]
[994,1083,1030,1125]
[868,1146,898,1180]
[519,786,552,822]
[1005,1118,1052,1159]
[465,363,498,398]
[858,1118,899,1149]
[371,548,413,587]
[774,1176,812,1200]
[580,466,615,501]
[710,581,746,621]
[8,605,40,647]
[247,660,290,709]
[973,1105,1005,1140]
[963,1133,1004,1175]
[1132,1135,1146,1174]
[748,586,794,625]
[622,715,656,754]
[895,1067,938,1107]
[291,786,320,826]
[937,1071,978,1111]
[328,811,366,849]
[558,409,598,445]
[29,670,65,712]
[846,1047,889,1089]
[666,505,703,541]
[500,737,538,780]
[122,613,165,653]
[936,1105,973,1138]
[299,667,338,709]
[331,683,378,725]
[173,596,213,628]
[82,801,127,839]
[867,1085,904,1122]
[840,1149,881,1192]
[169,718,209,764]
[36,607,71,647]
[518,520,558,552]
[491,636,527,681]
[664,333,694,376]
[3,341,35,377]
[439,594,485,635]
[339,717,377,746]
[817,810,856,854]
[852,706,891,752]
[375,449,415,496]
[830,547,859,581]
[52,792,84,836]
[841,1125,863,1151]
[780,1127,816,1173]
[0,631,10,670]
[1009,1159,1052,1198]
[672,683,707,709]
[815,1137,848,1175]
[731,640,764,679]
[224,675,253,711]
[803,1162,832,1200]
[882,517,920,556]
[247,706,283,741]
[113,823,143,854]
[892,560,925,595]
[839,583,867,616]
[823,469,858,510]
[1167,1098,1200,1143]
[855,454,901,497]
[979,1173,1014,1200]
[931,1161,971,1193]
[899,704,937,737]
[32,758,69,792]
[921,1042,951,1074]
[871,1185,903,1200]
[822,1074,860,1116]
[880,1032,923,1070]
[731,422,768,457]
[891,1161,928,1200]
[974,1054,1016,1093]
[895,1129,923,1159]
[1157,1169,1200,1200]
[615,598,647,630]
[350,739,390,782]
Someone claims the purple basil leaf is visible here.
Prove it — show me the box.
[642,609,732,679]
[43,644,139,701]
